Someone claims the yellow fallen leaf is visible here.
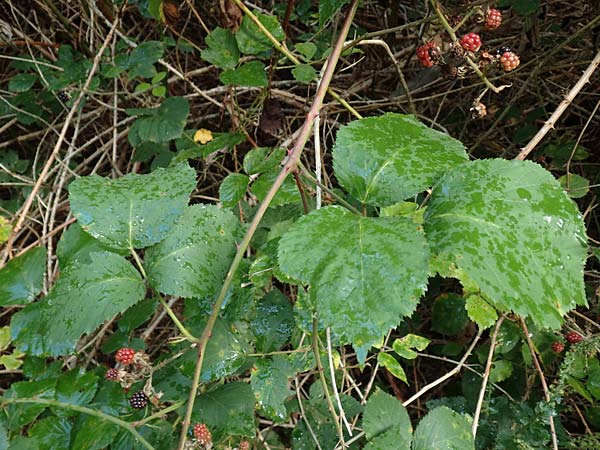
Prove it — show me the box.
[194,128,213,144]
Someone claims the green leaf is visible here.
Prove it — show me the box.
[69,162,196,249]
[292,64,317,83]
[250,355,297,422]
[235,13,285,55]
[70,416,119,450]
[172,131,245,163]
[4,378,56,431]
[152,85,166,97]
[220,61,268,87]
[57,223,125,267]
[392,334,430,360]
[431,294,469,335]
[144,205,240,298]
[201,27,240,69]
[412,406,474,450]
[424,159,587,329]
[128,96,190,144]
[377,353,408,384]
[278,206,429,360]
[8,73,37,92]
[134,82,152,93]
[243,147,285,175]
[28,416,72,450]
[0,216,10,243]
[333,113,468,207]
[508,0,539,16]
[0,247,46,306]
[192,382,256,440]
[11,251,145,356]
[363,389,412,447]
[219,173,249,207]
[250,290,294,353]
[490,359,513,383]
[465,295,497,330]
[319,0,351,26]
[127,41,164,78]
[559,173,589,198]
[252,167,301,206]
[295,42,317,60]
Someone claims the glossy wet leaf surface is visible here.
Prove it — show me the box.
[144,204,240,298]
[10,251,145,356]
[412,406,474,450]
[250,355,297,422]
[69,162,195,249]
[278,206,429,358]
[333,113,468,207]
[424,159,587,329]
[0,247,46,306]
[250,289,294,353]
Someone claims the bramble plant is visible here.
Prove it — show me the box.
[1,1,600,450]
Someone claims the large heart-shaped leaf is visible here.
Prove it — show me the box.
[0,247,46,306]
[10,251,145,356]
[333,113,468,207]
[424,159,587,328]
[69,162,195,250]
[144,204,240,298]
[412,406,474,450]
[278,206,429,359]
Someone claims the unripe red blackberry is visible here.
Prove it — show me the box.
[129,391,148,409]
[485,8,502,30]
[416,41,441,68]
[460,33,482,52]
[115,347,136,365]
[193,423,212,446]
[566,332,583,344]
[500,51,520,71]
[551,341,565,353]
[239,440,250,450]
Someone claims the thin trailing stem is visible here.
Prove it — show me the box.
[472,314,505,438]
[175,2,360,448]
[313,320,345,447]
[1,397,155,450]
[403,328,483,406]
[520,317,559,450]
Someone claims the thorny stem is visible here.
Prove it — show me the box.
[175,2,360,448]
[231,0,362,119]
[1,397,155,450]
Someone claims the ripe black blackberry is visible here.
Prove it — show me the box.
[56,90,70,102]
[129,391,148,409]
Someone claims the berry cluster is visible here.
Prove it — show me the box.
[551,341,565,353]
[460,33,482,52]
[129,391,149,409]
[566,331,584,344]
[56,90,70,103]
[115,347,136,365]
[238,441,250,450]
[416,41,441,68]
[193,423,212,447]
[500,51,520,72]
[485,8,502,30]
